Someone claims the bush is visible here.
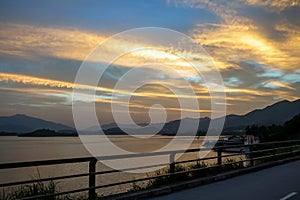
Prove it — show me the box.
[221,158,244,171]
[1,181,58,200]
[189,161,211,178]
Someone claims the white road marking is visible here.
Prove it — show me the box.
[280,192,297,200]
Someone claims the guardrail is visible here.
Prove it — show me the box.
[0,139,300,200]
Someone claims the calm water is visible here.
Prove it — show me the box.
[0,136,222,195]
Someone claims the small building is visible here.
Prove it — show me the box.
[244,135,260,145]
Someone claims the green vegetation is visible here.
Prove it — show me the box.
[129,158,245,192]
[0,181,90,200]
[221,158,245,171]
[146,164,190,189]
[0,181,59,200]
[246,114,300,142]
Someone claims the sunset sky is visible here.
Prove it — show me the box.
[0,0,300,127]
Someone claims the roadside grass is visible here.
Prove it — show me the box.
[0,181,91,200]
[129,157,246,192]
[0,181,60,200]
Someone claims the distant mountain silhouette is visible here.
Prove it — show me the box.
[0,114,73,133]
[222,99,300,130]
[104,99,300,135]
[18,129,78,137]
[1,99,299,136]
[162,99,300,135]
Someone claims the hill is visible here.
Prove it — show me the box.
[104,99,300,135]
[246,113,300,141]
[0,114,73,133]
[18,129,78,137]
[1,99,299,136]
[222,99,300,131]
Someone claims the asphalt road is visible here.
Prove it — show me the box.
[151,160,300,200]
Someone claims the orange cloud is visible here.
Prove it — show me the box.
[2,72,288,104]
[245,0,300,11]
[191,23,300,71]
[0,72,215,100]
[0,23,106,61]
[0,22,221,80]
[261,80,295,90]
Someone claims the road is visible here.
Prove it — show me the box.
[151,160,300,200]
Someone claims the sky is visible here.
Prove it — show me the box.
[0,0,300,127]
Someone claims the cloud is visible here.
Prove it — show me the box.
[0,22,218,82]
[0,72,74,88]
[224,77,243,87]
[1,2,299,123]
[244,0,300,11]
[0,23,107,62]
[170,0,300,71]
[170,0,300,111]
[191,23,300,71]
[281,71,300,84]
[0,72,218,101]
[0,71,214,122]
[170,0,249,24]
[259,80,294,90]
[2,70,292,113]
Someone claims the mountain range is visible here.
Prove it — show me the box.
[104,99,300,135]
[222,99,300,131]
[0,99,299,135]
[0,114,73,133]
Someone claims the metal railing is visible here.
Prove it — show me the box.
[0,139,300,200]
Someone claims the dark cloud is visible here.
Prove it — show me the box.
[238,5,289,41]
[0,55,81,83]
[282,6,300,27]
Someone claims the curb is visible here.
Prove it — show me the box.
[103,156,300,200]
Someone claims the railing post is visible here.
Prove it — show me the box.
[272,144,276,160]
[89,158,97,200]
[217,148,222,166]
[169,152,176,174]
[249,145,254,166]
[290,146,293,154]
[289,141,293,156]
